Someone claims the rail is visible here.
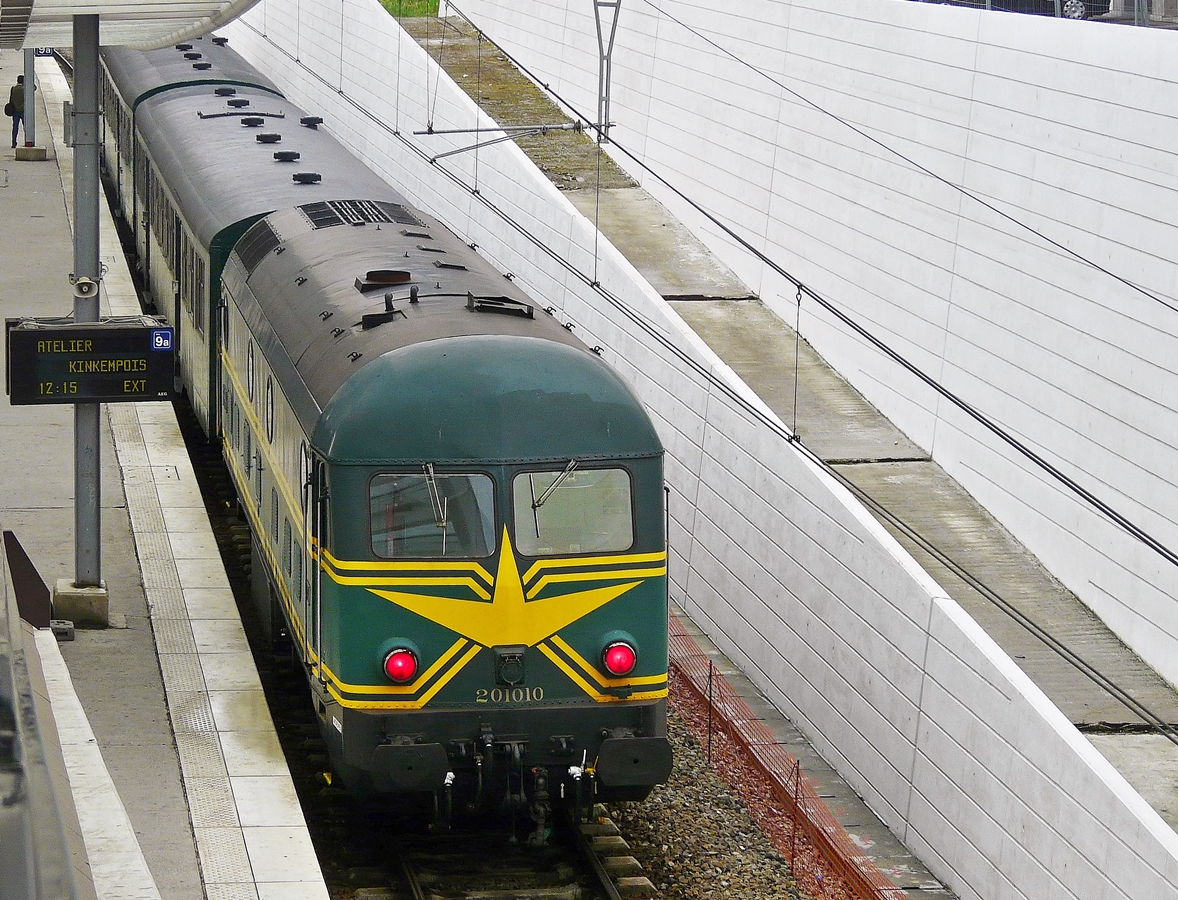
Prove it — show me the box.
[667,616,907,900]
[0,541,77,900]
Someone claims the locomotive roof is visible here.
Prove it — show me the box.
[316,335,662,465]
[224,206,662,464]
[105,48,400,251]
[102,38,282,111]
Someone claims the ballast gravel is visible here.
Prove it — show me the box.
[606,711,813,900]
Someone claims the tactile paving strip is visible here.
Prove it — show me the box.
[159,652,207,694]
[132,529,175,562]
[153,617,198,655]
[167,692,218,734]
[187,776,240,828]
[204,884,260,900]
[175,731,230,781]
[140,558,183,597]
[147,585,187,620]
[105,329,324,896]
[194,827,255,884]
[108,407,150,467]
[123,481,167,533]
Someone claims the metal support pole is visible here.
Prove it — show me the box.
[593,0,621,144]
[73,15,101,588]
[22,47,35,147]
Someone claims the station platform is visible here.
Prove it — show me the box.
[0,51,328,900]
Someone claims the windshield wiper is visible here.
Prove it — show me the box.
[423,463,449,555]
[533,459,578,510]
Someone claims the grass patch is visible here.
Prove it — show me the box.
[380,0,439,16]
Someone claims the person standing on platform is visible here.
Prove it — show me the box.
[9,75,26,148]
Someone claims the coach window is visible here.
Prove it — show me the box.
[181,237,193,315]
[282,517,293,575]
[246,342,256,402]
[166,210,178,271]
[370,470,495,559]
[265,376,275,442]
[512,466,633,557]
[255,453,264,506]
[294,536,304,601]
[194,257,206,333]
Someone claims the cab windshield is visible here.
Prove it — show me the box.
[512,465,633,556]
[370,469,496,558]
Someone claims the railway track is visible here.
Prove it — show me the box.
[394,807,652,900]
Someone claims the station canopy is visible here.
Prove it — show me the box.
[0,0,261,50]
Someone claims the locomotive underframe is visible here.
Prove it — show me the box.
[312,685,672,806]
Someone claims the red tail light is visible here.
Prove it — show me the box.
[383,648,418,683]
[602,641,637,677]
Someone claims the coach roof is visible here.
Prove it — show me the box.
[102,38,282,111]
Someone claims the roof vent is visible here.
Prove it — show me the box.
[293,172,322,185]
[234,218,281,275]
[215,87,236,96]
[227,97,249,108]
[362,295,408,329]
[241,116,265,127]
[355,270,411,293]
[274,151,301,162]
[193,63,212,71]
[300,116,323,129]
[212,36,229,46]
[256,133,281,144]
[176,43,193,51]
[298,200,422,230]
[467,294,534,318]
[184,52,202,60]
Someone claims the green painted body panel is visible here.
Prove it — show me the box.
[313,335,662,465]
[319,575,668,707]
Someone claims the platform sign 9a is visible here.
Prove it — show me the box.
[5,318,176,405]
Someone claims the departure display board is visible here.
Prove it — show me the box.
[5,318,176,405]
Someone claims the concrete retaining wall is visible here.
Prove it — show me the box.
[223,3,1178,897]
[460,0,1178,694]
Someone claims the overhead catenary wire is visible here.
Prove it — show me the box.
[632,0,1178,317]
[434,1,1178,576]
[831,467,1178,744]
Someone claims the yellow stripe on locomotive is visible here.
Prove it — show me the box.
[313,532,668,711]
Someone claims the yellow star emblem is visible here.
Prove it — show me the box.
[366,528,640,648]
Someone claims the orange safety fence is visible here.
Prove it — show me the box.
[667,616,907,900]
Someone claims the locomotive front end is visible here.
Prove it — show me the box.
[309,335,671,820]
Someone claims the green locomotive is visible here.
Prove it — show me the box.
[101,39,672,825]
